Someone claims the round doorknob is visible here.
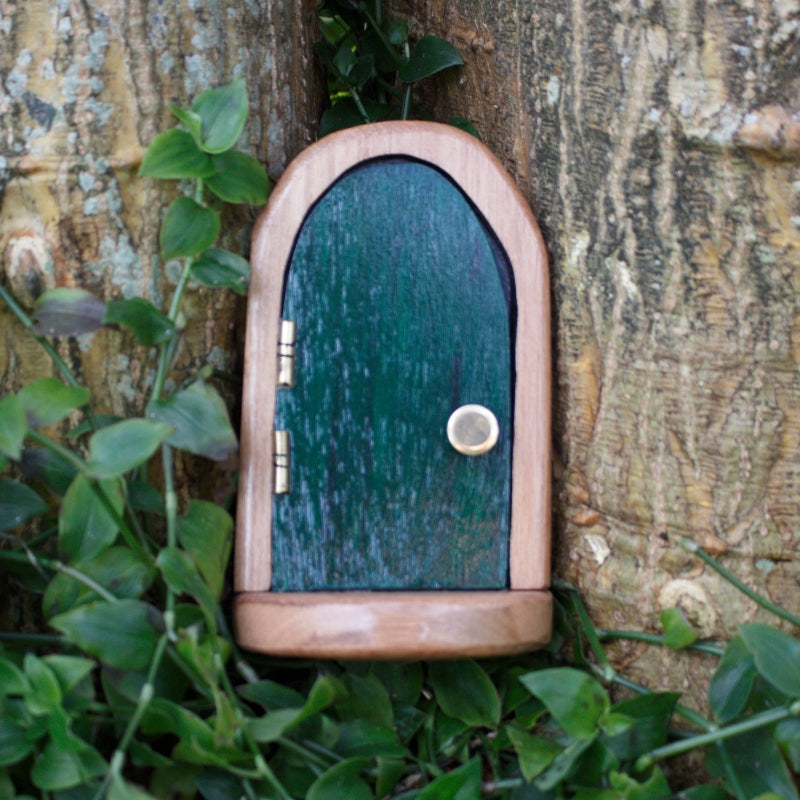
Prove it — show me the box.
[447,404,499,456]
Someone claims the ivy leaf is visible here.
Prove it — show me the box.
[169,105,203,144]
[191,248,250,295]
[506,727,561,782]
[44,546,156,616]
[59,474,124,562]
[17,378,90,428]
[398,35,463,83]
[85,419,173,479]
[660,607,699,649]
[206,150,269,205]
[50,599,161,670]
[519,668,610,740]
[31,288,106,337]
[20,447,79,496]
[139,129,215,179]
[429,659,501,727]
[306,758,372,800]
[740,624,800,698]
[191,77,249,154]
[603,692,679,760]
[385,19,409,46]
[334,720,406,759]
[147,381,236,461]
[177,500,233,599]
[30,741,106,791]
[709,636,758,723]
[0,719,33,767]
[160,197,220,261]
[416,757,481,800]
[156,547,217,627]
[103,298,174,346]
[449,116,480,139]
[0,479,47,532]
[0,394,26,459]
[108,775,160,800]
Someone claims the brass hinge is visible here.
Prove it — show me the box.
[273,430,291,494]
[277,319,296,388]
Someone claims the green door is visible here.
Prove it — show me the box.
[272,158,514,590]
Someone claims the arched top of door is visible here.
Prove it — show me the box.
[236,121,550,595]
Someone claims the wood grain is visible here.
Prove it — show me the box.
[235,121,551,595]
[235,590,552,659]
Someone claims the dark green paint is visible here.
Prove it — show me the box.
[272,159,514,590]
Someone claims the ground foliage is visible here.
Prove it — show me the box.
[1,15,800,799]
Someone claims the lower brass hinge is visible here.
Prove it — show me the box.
[273,430,291,494]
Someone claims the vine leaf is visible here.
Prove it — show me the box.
[103,298,174,346]
[398,35,463,83]
[31,289,106,337]
[138,129,215,179]
[17,378,90,428]
[0,479,47,532]
[0,394,26,460]
[160,197,220,261]
[190,77,249,154]
[206,150,269,205]
[191,248,250,295]
[147,382,237,461]
[85,419,173,479]
[59,474,124,562]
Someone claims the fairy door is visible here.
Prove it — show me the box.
[271,158,514,591]
[235,122,552,659]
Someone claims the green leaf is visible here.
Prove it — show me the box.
[127,479,166,514]
[191,77,249,154]
[177,500,233,599]
[0,658,29,696]
[138,129,215,179]
[0,395,25,460]
[740,623,800,698]
[0,719,32,767]
[160,196,220,261]
[205,150,269,205]
[31,288,106,337]
[0,479,47,531]
[399,35,463,83]
[603,692,679,760]
[50,599,160,670]
[709,635,757,723]
[416,757,481,800]
[506,726,561,782]
[85,419,173,479]
[170,105,203,143]
[335,720,406,759]
[17,379,90,428]
[677,788,730,800]
[716,728,800,800]
[156,547,217,626]
[109,774,159,800]
[376,758,405,799]
[248,675,347,742]
[449,116,480,139]
[103,298,174,346]
[535,735,597,791]
[776,717,800,772]
[660,607,699,649]
[608,768,672,798]
[307,758,372,800]
[194,768,244,800]
[238,679,306,710]
[385,19,409,45]
[147,382,236,461]
[23,653,62,713]
[44,546,156,616]
[42,655,94,694]
[337,674,394,728]
[191,248,250,294]
[519,668,609,739]
[30,741,106,790]
[59,474,124,562]
[20,446,78,495]
[429,659,501,727]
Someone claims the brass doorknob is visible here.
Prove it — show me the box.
[447,405,499,456]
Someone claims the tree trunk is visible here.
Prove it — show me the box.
[387,0,800,707]
[0,0,322,629]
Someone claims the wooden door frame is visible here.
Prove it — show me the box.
[234,121,552,658]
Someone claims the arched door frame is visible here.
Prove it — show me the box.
[235,121,551,658]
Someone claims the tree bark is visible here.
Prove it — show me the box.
[387,0,800,707]
[0,0,322,629]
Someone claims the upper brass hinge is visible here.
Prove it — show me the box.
[277,319,296,388]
